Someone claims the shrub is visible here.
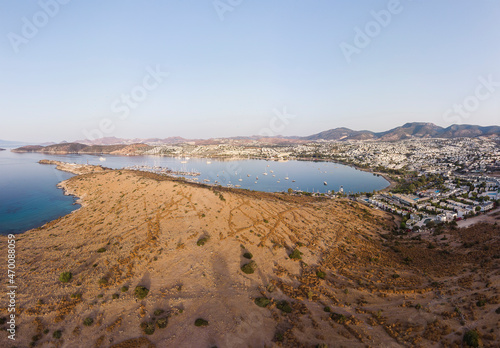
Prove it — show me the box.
[59,272,72,283]
[263,219,269,223]
[156,317,168,329]
[97,248,106,253]
[289,249,302,260]
[254,297,270,308]
[154,309,165,316]
[121,286,129,292]
[316,270,326,279]
[276,300,292,313]
[112,294,119,299]
[392,274,400,279]
[496,307,500,314]
[331,313,347,324]
[323,306,331,312]
[71,293,82,300]
[98,278,108,286]
[476,299,486,307]
[141,321,155,335]
[243,252,253,259]
[52,330,62,339]
[83,317,94,326]
[274,332,284,342]
[463,330,479,347]
[194,318,209,327]
[241,261,257,274]
[135,286,149,299]
[415,304,422,310]
[197,237,208,246]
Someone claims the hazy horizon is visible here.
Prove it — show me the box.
[1,1,500,143]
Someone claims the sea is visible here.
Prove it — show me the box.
[0,149,389,234]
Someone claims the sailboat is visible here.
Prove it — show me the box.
[323,181,327,186]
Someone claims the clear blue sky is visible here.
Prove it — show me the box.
[1,0,499,142]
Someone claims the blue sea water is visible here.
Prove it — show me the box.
[0,149,389,234]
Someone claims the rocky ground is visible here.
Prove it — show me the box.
[0,163,498,347]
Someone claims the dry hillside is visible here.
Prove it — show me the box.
[0,165,498,347]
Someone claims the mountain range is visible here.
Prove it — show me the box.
[6,123,500,149]
[73,122,500,144]
[303,122,500,141]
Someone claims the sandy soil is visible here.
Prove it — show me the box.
[0,162,498,348]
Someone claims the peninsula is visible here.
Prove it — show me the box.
[0,161,498,347]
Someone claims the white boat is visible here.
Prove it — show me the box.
[285,176,289,180]
[238,178,243,182]
[206,161,211,164]
[235,185,241,188]
[270,170,274,173]
[272,174,275,177]
[247,174,251,177]
[99,157,106,162]
[277,180,280,183]
[323,181,327,185]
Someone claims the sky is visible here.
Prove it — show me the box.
[1,0,500,142]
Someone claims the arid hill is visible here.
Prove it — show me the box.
[0,163,498,347]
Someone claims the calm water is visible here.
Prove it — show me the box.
[0,150,388,234]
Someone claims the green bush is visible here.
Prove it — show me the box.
[83,317,94,326]
[112,294,119,299]
[97,247,107,253]
[243,252,253,259]
[323,306,331,312]
[254,297,270,308]
[141,321,155,335]
[197,237,208,246]
[463,330,479,347]
[476,299,486,307]
[331,313,347,324]
[392,274,400,279]
[276,300,292,313]
[289,249,302,260]
[134,286,149,299]
[59,272,72,283]
[195,318,209,327]
[241,261,257,274]
[156,317,168,329]
[154,309,165,316]
[98,278,108,286]
[316,270,326,279]
[52,330,62,339]
[121,286,129,292]
[71,293,82,300]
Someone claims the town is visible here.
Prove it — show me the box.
[140,136,500,229]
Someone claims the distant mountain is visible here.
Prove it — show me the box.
[12,143,152,155]
[304,127,375,141]
[305,123,500,141]
[73,136,188,145]
[0,139,35,148]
